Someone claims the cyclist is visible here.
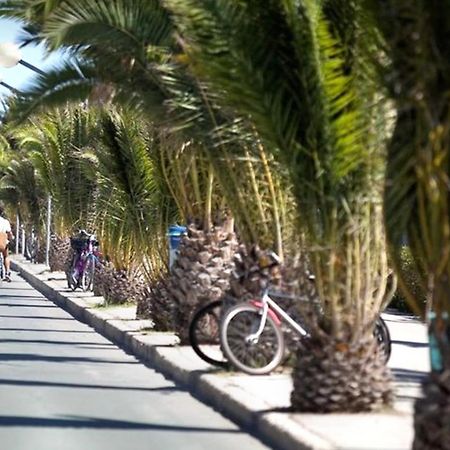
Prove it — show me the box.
[0,205,13,282]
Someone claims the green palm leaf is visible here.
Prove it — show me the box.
[166,0,393,336]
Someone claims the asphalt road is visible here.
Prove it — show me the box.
[0,276,269,450]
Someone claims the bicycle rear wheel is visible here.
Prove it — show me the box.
[66,254,79,291]
[189,300,228,368]
[221,303,284,375]
[81,256,95,292]
[25,236,38,262]
[374,317,391,362]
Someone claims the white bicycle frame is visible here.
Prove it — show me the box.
[246,288,308,343]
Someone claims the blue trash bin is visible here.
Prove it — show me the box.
[168,225,187,270]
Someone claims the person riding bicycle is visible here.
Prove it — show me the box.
[0,205,13,282]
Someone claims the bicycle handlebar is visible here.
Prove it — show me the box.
[77,229,97,240]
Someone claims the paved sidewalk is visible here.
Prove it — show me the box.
[11,256,429,450]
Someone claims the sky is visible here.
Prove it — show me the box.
[0,17,64,103]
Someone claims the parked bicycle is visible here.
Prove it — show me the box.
[189,299,228,368]
[221,287,391,375]
[190,253,391,375]
[25,226,39,263]
[67,230,99,292]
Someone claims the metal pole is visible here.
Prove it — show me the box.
[19,59,46,76]
[45,196,51,267]
[15,214,19,255]
[0,81,21,94]
[21,225,25,255]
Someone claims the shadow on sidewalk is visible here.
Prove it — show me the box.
[391,340,428,349]
[393,368,427,383]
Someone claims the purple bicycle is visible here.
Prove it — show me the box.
[67,230,99,292]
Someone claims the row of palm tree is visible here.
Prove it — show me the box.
[0,0,448,447]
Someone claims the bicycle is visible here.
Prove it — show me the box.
[25,226,38,263]
[189,300,228,368]
[190,293,391,373]
[221,287,392,375]
[190,251,391,374]
[67,230,99,292]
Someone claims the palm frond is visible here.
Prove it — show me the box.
[44,0,173,51]
[367,0,450,319]
[5,60,98,124]
[91,108,167,270]
[166,0,393,336]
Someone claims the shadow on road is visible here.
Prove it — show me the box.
[0,378,180,393]
[0,338,114,347]
[0,314,74,320]
[0,295,47,299]
[0,328,96,333]
[0,353,139,365]
[0,415,242,433]
[0,286,35,291]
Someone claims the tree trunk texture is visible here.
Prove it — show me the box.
[36,242,46,264]
[49,235,70,272]
[94,260,148,305]
[136,272,175,331]
[413,370,450,450]
[166,223,238,343]
[291,336,393,412]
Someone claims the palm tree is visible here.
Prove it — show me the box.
[1,1,295,335]
[0,132,44,254]
[1,1,306,344]
[0,156,45,253]
[15,106,98,271]
[82,107,169,306]
[0,0,64,46]
[165,0,395,411]
[365,1,450,447]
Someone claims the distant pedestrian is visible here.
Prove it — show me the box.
[0,205,13,281]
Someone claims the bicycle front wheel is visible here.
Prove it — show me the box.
[189,300,228,368]
[81,256,95,292]
[221,303,284,375]
[374,317,391,363]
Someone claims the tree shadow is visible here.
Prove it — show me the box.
[383,310,422,323]
[0,301,58,307]
[0,314,73,320]
[0,378,180,393]
[391,340,428,349]
[0,415,241,433]
[0,353,139,365]
[0,328,96,333]
[392,368,428,383]
[0,338,114,347]
[0,287,35,291]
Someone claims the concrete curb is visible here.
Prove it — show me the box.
[11,257,324,450]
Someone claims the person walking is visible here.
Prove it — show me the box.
[0,206,13,282]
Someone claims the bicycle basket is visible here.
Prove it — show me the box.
[70,237,89,251]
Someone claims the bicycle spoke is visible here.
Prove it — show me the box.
[221,305,284,375]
